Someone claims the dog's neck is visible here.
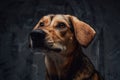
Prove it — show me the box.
[45,45,82,80]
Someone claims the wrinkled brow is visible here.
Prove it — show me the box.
[50,15,54,21]
[47,14,55,22]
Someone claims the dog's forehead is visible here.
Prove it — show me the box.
[53,15,69,22]
[41,15,69,23]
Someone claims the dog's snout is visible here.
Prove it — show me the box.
[29,30,46,48]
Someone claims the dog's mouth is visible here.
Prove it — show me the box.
[29,37,62,53]
[30,42,62,53]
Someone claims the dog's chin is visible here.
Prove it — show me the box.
[31,45,62,54]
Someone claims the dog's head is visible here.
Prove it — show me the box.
[29,14,96,53]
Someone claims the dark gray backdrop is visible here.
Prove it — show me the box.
[0,0,120,80]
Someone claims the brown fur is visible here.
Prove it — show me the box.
[29,14,102,80]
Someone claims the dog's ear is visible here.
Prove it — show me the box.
[67,15,96,47]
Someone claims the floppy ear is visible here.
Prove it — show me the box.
[68,15,96,47]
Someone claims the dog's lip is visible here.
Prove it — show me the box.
[29,39,62,53]
[33,47,62,53]
[31,46,62,53]
[46,47,62,52]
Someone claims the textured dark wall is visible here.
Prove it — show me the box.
[0,0,120,80]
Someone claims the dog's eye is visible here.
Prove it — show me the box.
[40,22,44,27]
[56,23,66,29]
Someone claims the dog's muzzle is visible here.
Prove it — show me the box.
[29,29,46,49]
[29,29,62,52]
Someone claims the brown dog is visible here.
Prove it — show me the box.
[29,14,102,80]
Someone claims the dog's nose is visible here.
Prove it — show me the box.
[29,30,46,48]
[30,30,46,39]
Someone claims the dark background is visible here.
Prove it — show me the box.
[0,0,120,80]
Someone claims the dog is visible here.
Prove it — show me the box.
[29,14,102,80]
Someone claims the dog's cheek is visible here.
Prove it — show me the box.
[60,29,70,37]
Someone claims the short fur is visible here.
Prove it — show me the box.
[29,14,102,80]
